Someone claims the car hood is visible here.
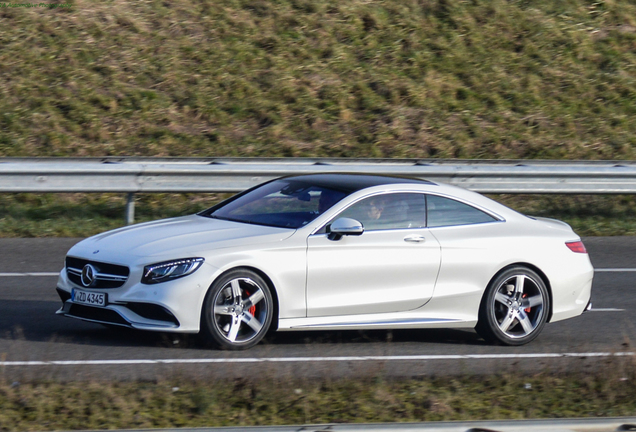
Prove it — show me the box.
[68,214,296,261]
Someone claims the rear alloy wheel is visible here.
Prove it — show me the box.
[202,269,273,350]
[476,267,550,346]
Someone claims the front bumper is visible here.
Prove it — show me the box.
[55,261,218,333]
[56,288,181,330]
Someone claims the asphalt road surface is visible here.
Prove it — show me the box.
[0,237,635,381]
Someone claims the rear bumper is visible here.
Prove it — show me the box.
[549,266,594,323]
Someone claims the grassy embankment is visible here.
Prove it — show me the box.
[1,0,636,236]
[2,369,636,430]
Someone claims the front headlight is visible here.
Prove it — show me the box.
[141,258,205,285]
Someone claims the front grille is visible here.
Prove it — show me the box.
[68,303,129,325]
[66,256,129,288]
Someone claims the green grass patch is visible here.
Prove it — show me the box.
[1,0,636,159]
[492,194,636,236]
[1,370,636,430]
[0,193,224,237]
[1,193,635,237]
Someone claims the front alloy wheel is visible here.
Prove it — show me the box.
[202,269,273,350]
[476,267,550,346]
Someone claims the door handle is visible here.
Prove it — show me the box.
[404,235,426,243]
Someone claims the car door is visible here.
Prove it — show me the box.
[424,194,505,301]
[306,192,441,317]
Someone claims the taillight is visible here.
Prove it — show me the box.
[566,241,587,253]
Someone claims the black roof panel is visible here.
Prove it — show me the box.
[283,173,436,193]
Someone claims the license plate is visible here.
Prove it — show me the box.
[72,289,107,307]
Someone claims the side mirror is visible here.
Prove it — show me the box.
[328,218,364,241]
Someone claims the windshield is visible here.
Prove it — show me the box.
[202,180,348,229]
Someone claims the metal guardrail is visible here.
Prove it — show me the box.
[2,157,636,224]
[61,417,636,431]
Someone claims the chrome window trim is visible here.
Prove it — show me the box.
[310,189,505,236]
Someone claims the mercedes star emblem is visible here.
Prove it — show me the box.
[81,264,97,287]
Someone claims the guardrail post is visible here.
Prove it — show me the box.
[125,193,135,225]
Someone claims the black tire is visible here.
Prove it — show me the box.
[476,266,550,346]
[201,269,274,350]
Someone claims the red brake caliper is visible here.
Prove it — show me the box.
[244,290,256,316]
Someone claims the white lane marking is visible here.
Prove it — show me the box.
[595,268,636,272]
[589,308,625,312]
[1,352,634,366]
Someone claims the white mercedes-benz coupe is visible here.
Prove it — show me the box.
[56,174,593,349]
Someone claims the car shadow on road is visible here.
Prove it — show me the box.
[0,300,485,350]
[0,300,178,348]
[263,328,484,347]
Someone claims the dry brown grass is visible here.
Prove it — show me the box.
[1,0,636,159]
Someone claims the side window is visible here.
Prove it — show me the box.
[427,195,497,228]
[337,193,427,231]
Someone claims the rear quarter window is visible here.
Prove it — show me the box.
[427,195,497,228]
